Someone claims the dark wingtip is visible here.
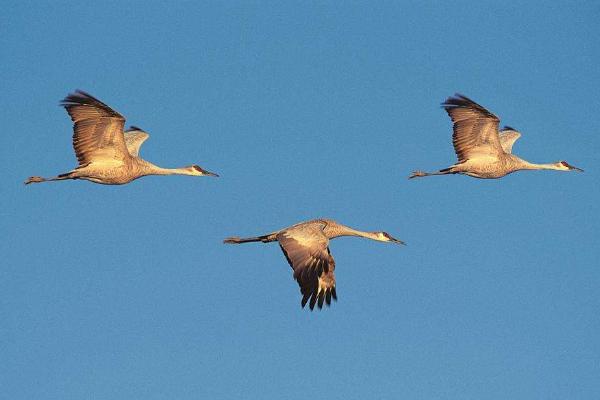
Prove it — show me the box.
[301,293,310,308]
[441,93,472,107]
[60,89,96,107]
[128,125,143,131]
[502,125,517,131]
[309,292,318,310]
[317,292,325,309]
[59,90,123,119]
[441,93,497,119]
[301,288,336,310]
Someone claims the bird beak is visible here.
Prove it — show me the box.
[390,237,406,245]
[571,165,584,172]
[204,170,219,177]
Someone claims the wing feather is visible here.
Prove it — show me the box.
[124,126,150,157]
[499,126,521,154]
[277,223,337,310]
[442,94,503,162]
[61,90,129,165]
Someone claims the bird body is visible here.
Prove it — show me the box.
[25,91,218,185]
[409,94,582,179]
[54,157,207,185]
[224,219,404,310]
[446,153,564,179]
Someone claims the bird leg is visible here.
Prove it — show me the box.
[408,168,456,179]
[24,172,74,185]
[24,176,47,184]
[408,170,429,179]
[223,234,273,244]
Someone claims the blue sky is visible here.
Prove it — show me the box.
[2,2,599,399]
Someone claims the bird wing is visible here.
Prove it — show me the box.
[124,126,150,157]
[442,94,503,162]
[498,126,521,154]
[61,90,129,166]
[277,223,337,310]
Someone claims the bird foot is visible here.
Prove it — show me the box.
[408,171,427,179]
[24,176,45,185]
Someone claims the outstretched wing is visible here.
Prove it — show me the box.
[277,223,337,310]
[61,90,129,166]
[442,94,503,162]
[499,126,521,154]
[124,126,150,157]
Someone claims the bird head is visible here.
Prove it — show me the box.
[556,161,583,172]
[375,231,406,245]
[189,165,219,177]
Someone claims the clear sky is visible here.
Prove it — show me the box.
[2,2,599,399]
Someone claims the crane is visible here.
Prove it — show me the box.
[409,94,583,179]
[25,90,218,185]
[224,219,404,310]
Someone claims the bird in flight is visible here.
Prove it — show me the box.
[409,94,583,179]
[224,219,404,310]
[25,90,218,185]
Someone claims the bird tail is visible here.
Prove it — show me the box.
[223,234,273,244]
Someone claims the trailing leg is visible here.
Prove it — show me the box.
[24,172,75,185]
[223,233,275,244]
[408,167,457,179]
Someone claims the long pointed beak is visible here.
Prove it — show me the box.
[572,166,584,172]
[390,238,406,246]
[204,171,219,177]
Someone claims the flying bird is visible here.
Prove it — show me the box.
[409,94,583,179]
[224,219,404,310]
[25,90,218,185]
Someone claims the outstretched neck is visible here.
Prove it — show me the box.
[519,160,562,171]
[140,162,195,177]
[328,225,380,241]
[154,167,196,176]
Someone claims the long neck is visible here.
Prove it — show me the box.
[518,160,562,171]
[327,224,380,241]
[139,161,195,176]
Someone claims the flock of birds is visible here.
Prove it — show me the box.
[26,90,583,310]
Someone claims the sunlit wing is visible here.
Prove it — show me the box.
[61,90,129,166]
[124,126,150,157]
[498,126,522,154]
[277,223,337,310]
[443,94,503,162]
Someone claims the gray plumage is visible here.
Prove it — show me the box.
[25,90,218,185]
[409,94,583,179]
[224,219,404,310]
